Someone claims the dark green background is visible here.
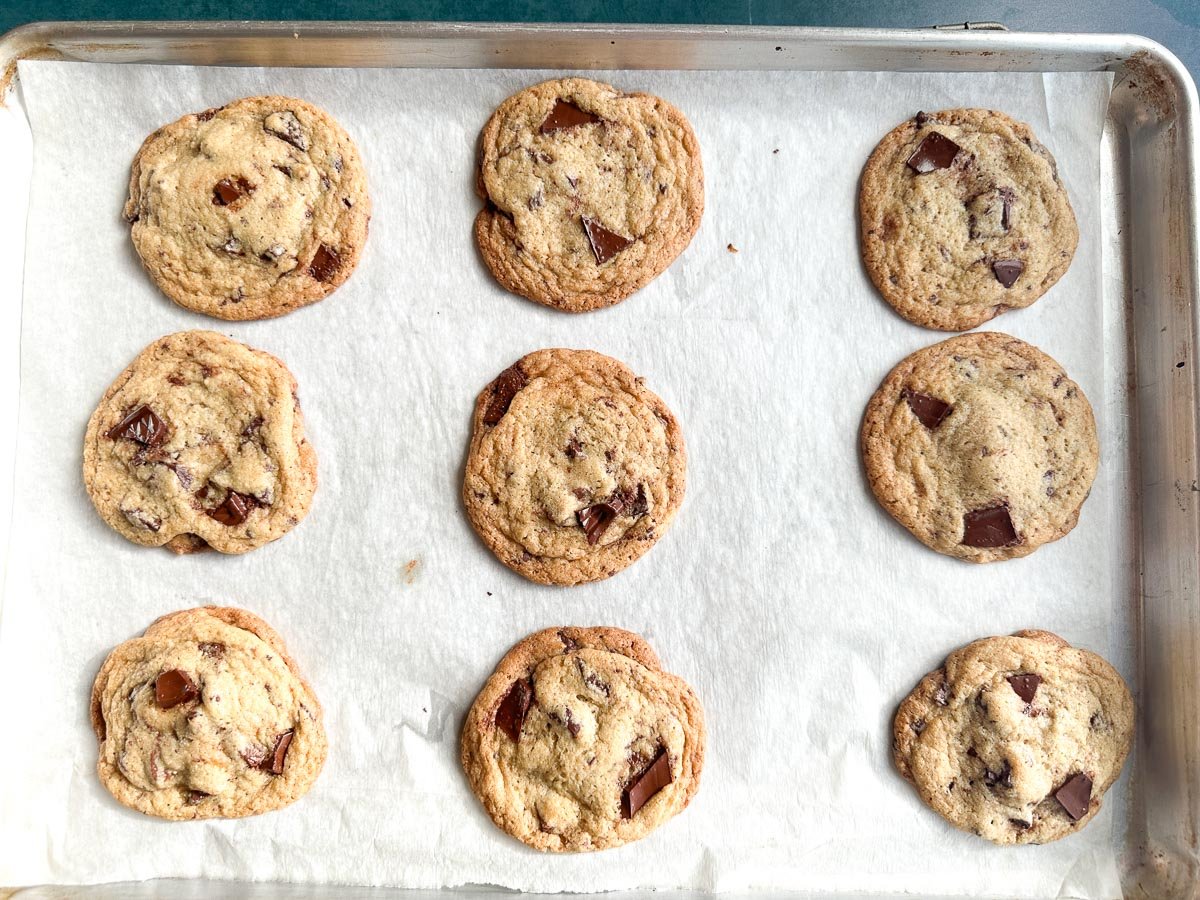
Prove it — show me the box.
[2,2,1197,77]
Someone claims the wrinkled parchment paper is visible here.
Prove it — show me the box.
[0,61,1125,897]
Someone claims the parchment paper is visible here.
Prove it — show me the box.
[0,61,1124,897]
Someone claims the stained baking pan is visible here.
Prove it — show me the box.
[0,20,1196,900]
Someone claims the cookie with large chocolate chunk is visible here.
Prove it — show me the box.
[861,332,1098,562]
[463,349,686,585]
[474,77,704,312]
[893,630,1133,844]
[125,95,370,320]
[460,626,705,851]
[91,606,326,819]
[83,331,317,554]
[860,109,1077,331]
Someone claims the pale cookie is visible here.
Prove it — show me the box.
[861,332,1098,562]
[83,330,317,555]
[91,606,327,819]
[460,626,705,851]
[474,77,704,312]
[125,95,370,320]
[860,109,1078,331]
[463,349,686,585]
[893,630,1133,844]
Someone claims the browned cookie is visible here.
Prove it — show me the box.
[125,95,370,320]
[91,606,326,819]
[474,77,704,312]
[460,626,705,851]
[463,349,686,585]
[83,331,317,554]
[860,109,1077,331]
[893,630,1133,844]
[861,332,1098,562]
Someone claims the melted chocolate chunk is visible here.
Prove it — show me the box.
[1054,773,1093,820]
[984,762,1013,789]
[198,641,225,659]
[906,131,961,174]
[155,669,199,709]
[307,244,342,282]
[482,362,528,426]
[962,505,1019,548]
[495,678,533,742]
[577,496,624,545]
[575,657,611,696]
[208,491,254,527]
[263,110,308,151]
[184,790,209,805]
[992,258,1024,288]
[106,404,167,447]
[903,390,952,429]
[1007,673,1042,703]
[540,99,601,134]
[268,730,294,775]
[581,216,633,265]
[622,747,673,818]
[212,177,253,206]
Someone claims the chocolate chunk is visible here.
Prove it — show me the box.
[268,730,294,775]
[198,641,225,659]
[999,187,1014,230]
[1007,673,1042,703]
[184,790,209,805]
[903,390,952,429]
[577,496,624,545]
[622,748,673,818]
[992,258,1024,288]
[263,110,308,151]
[581,216,633,265]
[212,177,253,206]
[540,99,600,134]
[962,505,1019,548]
[196,107,221,122]
[208,491,254,527]
[495,678,533,742]
[122,507,162,532]
[557,629,579,652]
[914,111,932,127]
[906,131,960,174]
[563,708,581,738]
[307,244,341,282]
[241,416,264,438]
[1054,773,1093,820]
[624,483,649,519]
[1010,818,1032,830]
[482,362,528,426]
[564,437,585,459]
[575,657,611,696]
[967,187,1014,240]
[984,762,1013,789]
[106,404,167,447]
[934,682,949,706]
[240,744,268,768]
[154,669,199,709]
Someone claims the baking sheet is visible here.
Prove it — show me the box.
[0,61,1124,897]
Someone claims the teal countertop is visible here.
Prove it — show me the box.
[1,1,1197,77]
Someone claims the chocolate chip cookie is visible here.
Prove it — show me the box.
[893,630,1133,844]
[861,332,1098,562]
[860,109,1078,331]
[460,626,705,851]
[83,331,317,554]
[91,606,326,819]
[474,77,704,312]
[125,95,370,320]
[463,349,686,585]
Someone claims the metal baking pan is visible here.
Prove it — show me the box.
[0,20,1196,900]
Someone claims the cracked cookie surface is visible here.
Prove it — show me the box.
[460,626,705,851]
[893,630,1133,844]
[463,349,686,585]
[861,332,1098,562]
[125,95,370,320]
[91,606,327,819]
[83,330,317,554]
[860,109,1078,331]
[474,77,704,312]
